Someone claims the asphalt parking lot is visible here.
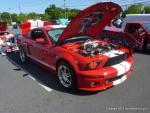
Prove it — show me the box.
[0,29,150,113]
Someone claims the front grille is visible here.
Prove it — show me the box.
[108,74,125,83]
[104,53,127,67]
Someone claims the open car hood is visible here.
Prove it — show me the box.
[58,2,122,42]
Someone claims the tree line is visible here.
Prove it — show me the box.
[0,4,79,24]
[0,3,150,24]
[122,4,150,17]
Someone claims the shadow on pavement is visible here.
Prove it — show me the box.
[6,52,99,96]
[134,49,150,55]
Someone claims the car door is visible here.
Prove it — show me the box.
[29,29,56,70]
[26,30,38,59]
[27,29,46,62]
[37,30,56,71]
[125,23,144,45]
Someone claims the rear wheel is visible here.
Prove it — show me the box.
[57,62,77,90]
[19,46,28,63]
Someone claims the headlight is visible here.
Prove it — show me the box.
[86,60,101,70]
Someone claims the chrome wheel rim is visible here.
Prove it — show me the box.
[19,48,25,62]
[58,65,72,88]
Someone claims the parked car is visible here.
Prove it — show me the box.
[105,14,150,50]
[17,2,135,91]
[124,22,150,50]
[105,22,150,50]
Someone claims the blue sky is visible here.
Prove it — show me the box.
[0,0,148,14]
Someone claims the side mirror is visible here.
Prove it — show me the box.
[35,38,45,44]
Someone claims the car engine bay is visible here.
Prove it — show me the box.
[62,39,123,57]
[79,40,117,56]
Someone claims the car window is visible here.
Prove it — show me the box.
[47,28,64,44]
[143,23,150,32]
[31,30,45,40]
[128,24,140,33]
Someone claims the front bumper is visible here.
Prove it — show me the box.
[77,56,133,91]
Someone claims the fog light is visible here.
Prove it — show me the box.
[91,81,100,87]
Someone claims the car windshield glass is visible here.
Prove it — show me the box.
[143,23,150,32]
[47,28,64,44]
[47,28,93,44]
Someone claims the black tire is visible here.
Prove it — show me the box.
[19,46,28,63]
[142,39,148,51]
[57,62,77,90]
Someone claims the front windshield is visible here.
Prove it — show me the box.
[47,28,64,44]
[143,23,150,32]
[47,28,93,44]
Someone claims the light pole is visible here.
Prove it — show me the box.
[64,0,66,18]
[0,12,2,22]
[18,4,21,14]
[9,8,12,25]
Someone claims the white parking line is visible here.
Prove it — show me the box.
[27,75,52,92]
[7,57,53,92]
[37,83,52,92]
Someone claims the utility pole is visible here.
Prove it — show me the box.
[64,0,66,18]
[18,3,21,14]
[9,8,12,25]
[0,12,2,22]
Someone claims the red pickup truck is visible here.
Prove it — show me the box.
[17,2,135,91]
[124,22,150,50]
[104,21,150,50]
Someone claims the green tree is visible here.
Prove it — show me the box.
[0,4,80,24]
[11,13,18,22]
[41,13,50,21]
[18,13,28,24]
[45,4,62,19]
[44,4,79,20]
[1,12,11,24]
[28,12,39,19]
[144,6,150,14]
[122,3,144,18]
[67,9,79,19]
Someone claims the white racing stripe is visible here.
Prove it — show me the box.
[113,75,127,85]
[120,61,131,73]
[104,50,124,58]
[112,61,131,76]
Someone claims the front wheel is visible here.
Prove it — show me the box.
[19,46,28,63]
[57,62,77,90]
